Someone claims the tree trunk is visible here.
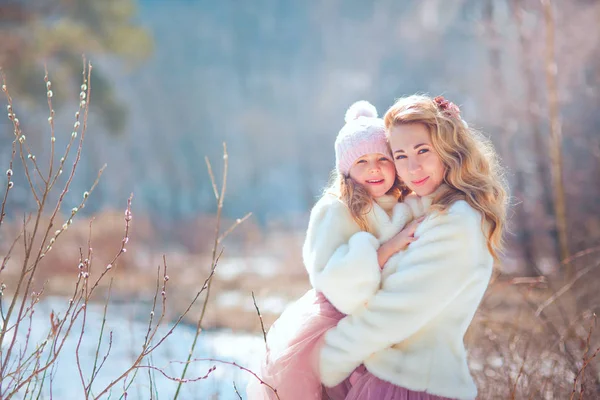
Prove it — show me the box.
[541,4,598,396]
[511,0,561,273]
[484,0,537,274]
[541,0,570,270]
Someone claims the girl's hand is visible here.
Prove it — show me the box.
[377,216,425,269]
[391,216,424,251]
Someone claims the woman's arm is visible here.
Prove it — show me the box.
[319,201,494,387]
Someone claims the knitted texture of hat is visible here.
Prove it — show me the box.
[335,101,392,175]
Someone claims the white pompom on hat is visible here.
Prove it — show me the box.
[344,100,378,122]
[335,101,392,176]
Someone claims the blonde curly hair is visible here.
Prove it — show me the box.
[384,94,508,259]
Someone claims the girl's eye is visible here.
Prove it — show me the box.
[394,154,407,160]
[356,159,367,164]
[379,157,389,162]
[418,148,429,155]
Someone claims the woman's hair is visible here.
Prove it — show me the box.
[325,170,410,234]
[384,95,509,259]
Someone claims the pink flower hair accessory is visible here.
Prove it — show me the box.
[434,96,461,119]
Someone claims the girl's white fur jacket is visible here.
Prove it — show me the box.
[302,192,424,315]
[318,198,493,400]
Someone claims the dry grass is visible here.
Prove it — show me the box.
[469,254,600,399]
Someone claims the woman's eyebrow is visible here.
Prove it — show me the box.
[393,143,428,154]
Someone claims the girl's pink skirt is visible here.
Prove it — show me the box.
[246,289,344,400]
[246,289,454,400]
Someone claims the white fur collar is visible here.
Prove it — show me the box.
[368,196,411,242]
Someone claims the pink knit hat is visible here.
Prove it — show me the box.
[335,101,392,176]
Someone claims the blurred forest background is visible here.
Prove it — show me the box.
[1,0,599,329]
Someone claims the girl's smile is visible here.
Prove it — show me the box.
[348,153,396,198]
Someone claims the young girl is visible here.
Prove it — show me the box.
[318,95,508,400]
[246,101,425,400]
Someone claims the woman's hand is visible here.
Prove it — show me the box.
[377,217,424,268]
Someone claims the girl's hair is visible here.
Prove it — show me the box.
[325,170,410,234]
[384,95,509,259]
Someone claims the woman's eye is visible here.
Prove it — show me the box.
[418,148,429,155]
[394,155,407,160]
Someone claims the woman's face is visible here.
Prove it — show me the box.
[388,123,445,197]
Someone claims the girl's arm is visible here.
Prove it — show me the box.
[319,201,494,387]
[377,217,423,267]
[303,195,381,314]
[377,240,399,268]
[375,192,430,268]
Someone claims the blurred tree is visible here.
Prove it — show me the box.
[541,0,570,266]
[0,0,153,134]
[483,0,537,274]
[511,0,561,273]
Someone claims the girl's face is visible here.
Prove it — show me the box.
[348,153,396,198]
[388,123,445,197]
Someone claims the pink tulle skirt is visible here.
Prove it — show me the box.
[246,289,344,400]
[246,289,455,400]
